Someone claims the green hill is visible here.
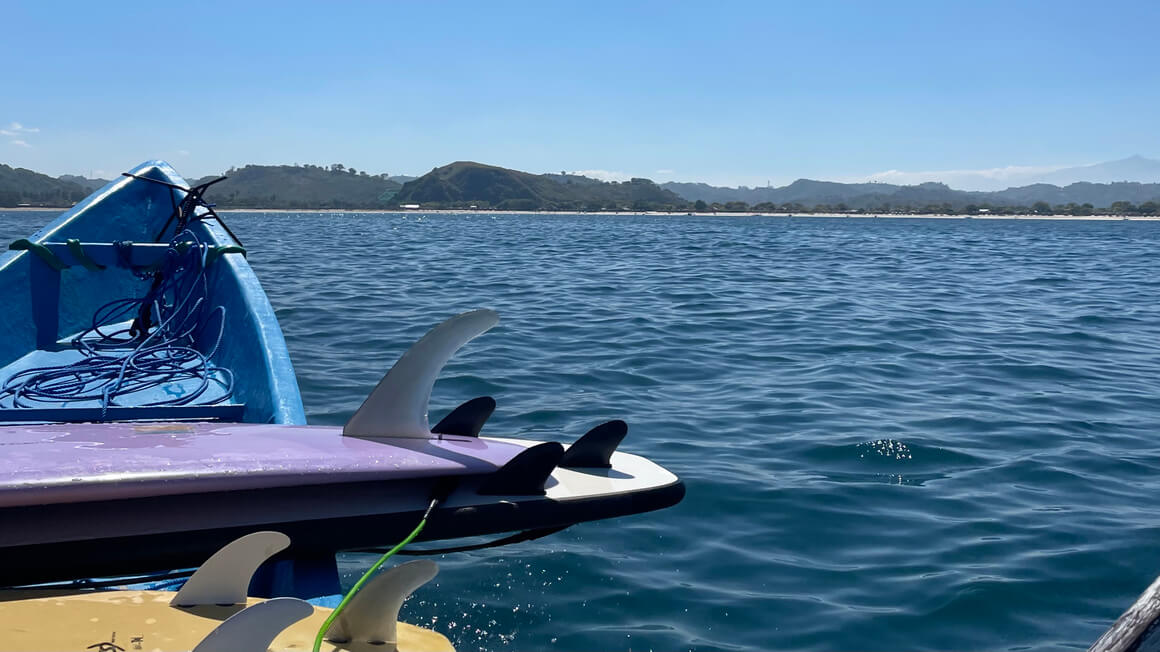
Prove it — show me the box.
[191,164,403,209]
[391,161,687,210]
[0,165,90,207]
[57,174,110,191]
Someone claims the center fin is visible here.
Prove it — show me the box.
[344,309,499,439]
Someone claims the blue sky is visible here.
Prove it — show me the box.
[3,0,1158,188]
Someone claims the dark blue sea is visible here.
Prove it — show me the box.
[5,210,1160,651]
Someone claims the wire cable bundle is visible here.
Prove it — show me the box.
[0,230,234,416]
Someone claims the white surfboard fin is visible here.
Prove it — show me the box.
[325,559,439,649]
[344,309,500,439]
[171,531,290,607]
[192,597,313,652]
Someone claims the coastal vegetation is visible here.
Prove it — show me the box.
[2,161,1159,215]
[188,164,405,209]
[0,164,90,207]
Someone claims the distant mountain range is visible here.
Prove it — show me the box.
[2,158,1159,214]
[659,178,1160,211]
[57,174,110,191]
[1034,155,1160,187]
[852,156,1160,191]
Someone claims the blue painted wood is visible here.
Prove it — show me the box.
[33,241,246,270]
[41,241,190,268]
[27,253,60,350]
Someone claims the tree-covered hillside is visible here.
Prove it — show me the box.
[391,161,685,210]
[0,165,90,207]
[191,164,402,209]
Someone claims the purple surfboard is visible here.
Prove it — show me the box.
[0,422,527,508]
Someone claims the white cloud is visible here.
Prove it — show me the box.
[1,122,40,137]
[654,169,674,175]
[9,139,30,148]
[569,169,632,182]
[177,149,190,157]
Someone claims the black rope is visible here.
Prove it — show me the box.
[121,172,239,245]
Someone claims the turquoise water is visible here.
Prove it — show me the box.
[5,210,1160,650]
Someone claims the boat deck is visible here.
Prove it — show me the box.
[0,323,237,424]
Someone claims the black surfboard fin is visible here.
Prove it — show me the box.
[478,442,565,495]
[431,396,496,438]
[560,420,628,469]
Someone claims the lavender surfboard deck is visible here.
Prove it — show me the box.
[0,421,525,508]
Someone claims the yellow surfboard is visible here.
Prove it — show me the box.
[0,589,452,652]
[0,532,452,652]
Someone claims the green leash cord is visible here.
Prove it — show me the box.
[311,499,436,652]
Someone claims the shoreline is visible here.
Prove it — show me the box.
[4,206,1157,221]
[219,209,1160,221]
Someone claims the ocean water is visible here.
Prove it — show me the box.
[5,210,1160,650]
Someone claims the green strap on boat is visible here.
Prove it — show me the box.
[7,239,68,271]
[205,245,246,266]
[66,239,106,271]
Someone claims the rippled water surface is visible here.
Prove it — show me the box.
[6,210,1160,650]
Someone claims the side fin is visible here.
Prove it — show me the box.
[191,597,313,652]
[344,310,500,439]
[171,531,290,607]
[431,396,496,438]
[325,560,439,648]
[479,442,565,495]
[559,420,628,469]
